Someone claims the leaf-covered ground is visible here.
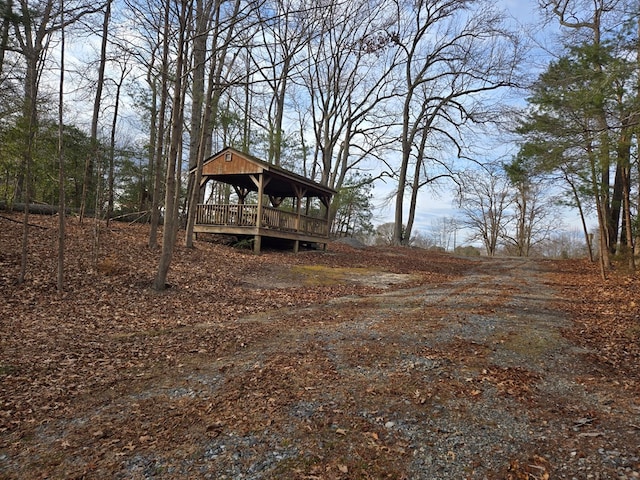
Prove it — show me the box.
[1,213,639,479]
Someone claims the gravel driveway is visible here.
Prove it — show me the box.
[147,257,640,478]
[4,255,639,479]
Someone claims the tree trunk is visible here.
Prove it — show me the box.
[185,78,215,248]
[80,0,111,224]
[636,157,640,257]
[622,163,635,271]
[148,0,171,250]
[404,150,423,245]
[106,62,127,227]
[608,160,623,254]
[590,148,610,279]
[394,94,413,245]
[563,169,593,262]
[146,74,158,212]
[184,0,241,247]
[153,0,190,290]
[17,41,41,283]
[182,0,207,242]
[57,0,65,293]
[613,124,633,269]
[0,0,12,81]
[269,56,290,167]
[18,203,30,284]
[242,49,251,153]
[541,0,612,273]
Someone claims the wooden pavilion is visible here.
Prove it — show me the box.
[194,147,336,253]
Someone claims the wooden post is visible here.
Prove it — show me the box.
[321,195,331,236]
[254,173,264,253]
[294,185,306,233]
[294,185,306,254]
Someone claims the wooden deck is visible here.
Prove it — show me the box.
[194,204,330,248]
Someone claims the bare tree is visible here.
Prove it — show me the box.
[501,175,558,257]
[105,52,132,226]
[12,0,102,203]
[300,0,398,230]
[537,228,591,258]
[121,0,187,249]
[458,167,511,256]
[11,0,101,283]
[391,0,522,245]
[153,0,192,290]
[129,0,172,250]
[14,0,55,283]
[431,216,459,251]
[373,221,396,245]
[250,0,313,166]
[0,0,15,83]
[181,0,211,247]
[411,230,437,249]
[79,0,111,224]
[184,0,247,248]
[57,0,66,292]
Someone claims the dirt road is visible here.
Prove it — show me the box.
[3,253,639,479]
[202,256,638,479]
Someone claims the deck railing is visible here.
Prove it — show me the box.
[196,204,257,226]
[196,204,329,237]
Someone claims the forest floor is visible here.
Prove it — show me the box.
[1,213,640,479]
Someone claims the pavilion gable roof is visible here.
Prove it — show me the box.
[199,147,336,199]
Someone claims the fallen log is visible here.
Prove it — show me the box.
[0,201,71,216]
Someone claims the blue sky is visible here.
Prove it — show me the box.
[501,0,537,19]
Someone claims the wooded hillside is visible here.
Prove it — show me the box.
[1,213,640,478]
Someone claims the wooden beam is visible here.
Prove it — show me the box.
[293,185,307,201]
[232,185,249,204]
[250,174,270,190]
[269,196,284,207]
